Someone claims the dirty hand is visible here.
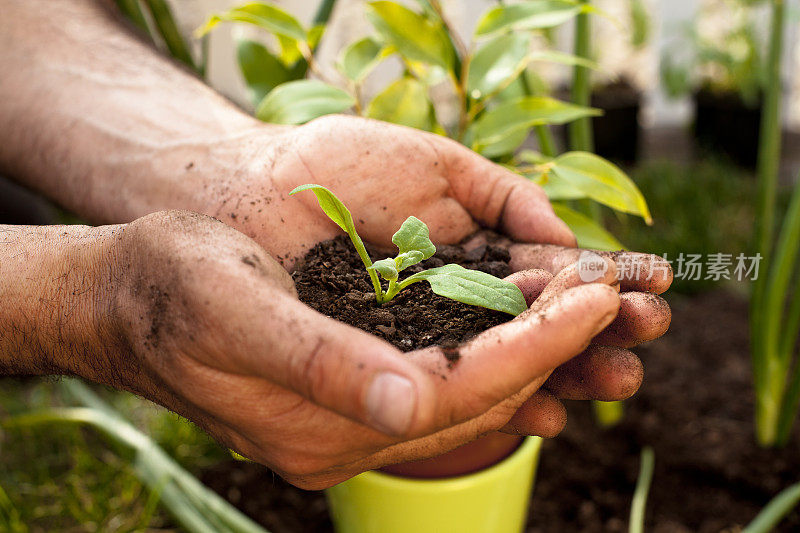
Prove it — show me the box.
[202,115,671,427]
[97,211,627,489]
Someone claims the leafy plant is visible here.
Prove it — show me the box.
[197,0,652,251]
[290,184,527,316]
[660,0,764,107]
[749,0,800,447]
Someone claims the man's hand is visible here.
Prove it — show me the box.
[200,115,575,268]
[96,211,624,489]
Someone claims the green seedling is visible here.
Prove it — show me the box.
[290,184,527,316]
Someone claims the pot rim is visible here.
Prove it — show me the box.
[349,436,541,491]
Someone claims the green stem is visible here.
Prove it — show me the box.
[115,0,151,35]
[752,0,786,447]
[312,0,337,25]
[569,0,594,153]
[142,0,198,72]
[629,447,655,533]
[743,481,800,533]
[535,126,557,158]
[592,400,624,427]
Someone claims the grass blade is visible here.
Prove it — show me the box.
[142,0,198,71]
[628,446,655,533]
[6,379,269,533]
[0,482,27,533]
[743,481,800,533]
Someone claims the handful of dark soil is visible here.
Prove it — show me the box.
[292,236,515,352]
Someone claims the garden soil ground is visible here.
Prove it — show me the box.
[200,239,800,532]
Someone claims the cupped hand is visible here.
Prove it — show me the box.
[204,114,575,268]
[109,211,628,489]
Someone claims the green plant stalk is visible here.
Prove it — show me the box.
[569,0,622,425]
[568,0,594,153]
[115,0,151,35]
[313,0,338,26]
[629,446,655,533]
[761,174,800,445]
[752,0,786,447]
[743,481,800,533]
[142,0,198,71]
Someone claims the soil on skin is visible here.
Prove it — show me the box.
[290,235,514,354]
[200,289,800,532]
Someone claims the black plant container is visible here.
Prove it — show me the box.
[590,80,642,164]
[556,79,642,164]
[693,88,762,168]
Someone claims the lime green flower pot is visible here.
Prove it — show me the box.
[325,436,542,533]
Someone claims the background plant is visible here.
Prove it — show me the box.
[661,0,765,106]
[198,0,653,251]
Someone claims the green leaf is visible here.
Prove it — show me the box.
[475,128,528,159]
[475,1,584,36]
[467,32,531,99]
[395,251,426,272]
[473,96,601,147]
[338,37,386,82]
[402,264,527,316]
[552,203,626,251]
[367,78,434,130]
[551,152,652,223]
[536,171,587,200]
[236,39,292,105]
[308,24,325,50]
[392,216,436,258]
[276,33,305,66]
[255,80,355,125]
[289,184,357,235]
[368,258,399,281]
[366,1,455,71]
[196,2,306,41]
[290,184,383,297]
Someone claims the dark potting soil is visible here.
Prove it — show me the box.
[290,235,514,354]
[200,288,800,532]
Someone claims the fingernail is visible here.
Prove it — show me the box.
[365,372,417,436]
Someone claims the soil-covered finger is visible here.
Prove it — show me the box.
[499,389,567,438]
[543,345,643,401]
[592,292,671,348]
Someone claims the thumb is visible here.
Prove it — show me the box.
[199,277,436,438]
[446,145,576,246]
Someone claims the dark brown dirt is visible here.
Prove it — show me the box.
[291,235,514,353]
[200,289,800,532]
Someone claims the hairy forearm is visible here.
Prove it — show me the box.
[0,224,122,379]
[0,0,282,223]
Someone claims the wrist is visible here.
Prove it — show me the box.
[0,224,124,380]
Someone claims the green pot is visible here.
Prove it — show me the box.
[325,436,542,533]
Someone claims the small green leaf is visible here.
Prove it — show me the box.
[256,80,355,125]
[551,152,652,223]
[236,39,292,105]
[367,1,455,71]
[473,96,601,147]
[476,1,584,36]
[338,37,386,82]
[392,216,436,258]
[467,32,531,99]
[289,184,355,234]
[196,2,306,41]
[552,203,626,251]
[367,78,434,131]
[276,33,305,66]
[475,128,528,159]
[402,264,527,316]
[290,184,383,298]
[395,251,426,272]
[308,24,325,50]
[368,258,399,281]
